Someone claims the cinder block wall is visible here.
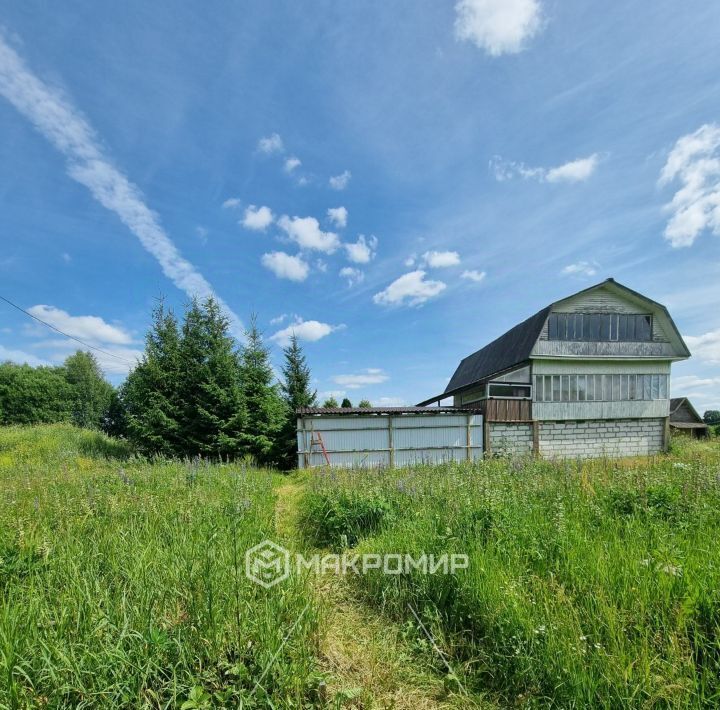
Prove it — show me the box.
[538,419,664,459]
[488,423,534,455]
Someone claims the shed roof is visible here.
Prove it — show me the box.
[669,397,706,425]
[297,406,480,416]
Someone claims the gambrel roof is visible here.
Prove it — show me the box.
[417,278,690,406]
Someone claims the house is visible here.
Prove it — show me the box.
[669,397,709,438]
[417,278,691,458]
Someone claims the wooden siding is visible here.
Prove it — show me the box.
[532,359,671,375]
[532,340,677,359]
[537,286,670,343]
[533,399,669,421]
[485,398,532,422]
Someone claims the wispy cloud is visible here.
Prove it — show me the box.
[373,270,446,307]
[0,35,242,335]
[491,153,600,184]
[269,317,343,347]
[344,235,377,264]
[332,368,389,389]
[284,156,301,173]
[684,328,720,364]
[659,123,720,248]
[0,344,49,367]
[339,266,364,286]
[562,261,598,277]
[257,133,284,154]
[222,197,242,209]
[242,205,274,231]
[461,269,486,283]
[261,251,310,281]
[329,170,351,190]
[327,206,348,228]
[422,250,460,268]
[455,0,543,56]
[278,215,340,253]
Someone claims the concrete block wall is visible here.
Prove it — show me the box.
[538,418,664,459]
[488,423,534,455]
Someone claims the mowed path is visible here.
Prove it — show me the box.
[273,478,490,709]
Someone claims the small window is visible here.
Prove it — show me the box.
[488,384,531,398]
[599,315,611,340]
[552,376,561,402]
[636,315,652,341]
[577,375,586,401]
[548,314,558,339]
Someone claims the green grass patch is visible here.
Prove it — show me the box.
[301,442,720,707]
[0,425,322,708]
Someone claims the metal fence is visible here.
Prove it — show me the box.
[297,411,483,468]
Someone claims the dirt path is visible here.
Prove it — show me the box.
[273,477,488,709]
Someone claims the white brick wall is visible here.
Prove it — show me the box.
[489,423,534,455]
[538,418,664,459]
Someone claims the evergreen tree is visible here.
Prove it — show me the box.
[341,397,353,408]
[239,315,284,465]
[278,334,317,468]
[322,396,339,408]
[63,351,114,429]
[357,399,372,408]
[121,300,182,456]
[176,297,245,458]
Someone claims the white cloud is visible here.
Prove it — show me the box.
[195,226,208,245]
[339,266,364,286]
[490,154,599,184]
[284,156,301,173]
[454,0,543,56]
[332,369,389,389]
[257,133,284,154]
[404,254,416,267]
[27,305,133,345]
[329,170,351,190]
[546,155,599,183]
[461,269,486,283]
[562,261,597,277]
[659,123,720,248]
[278,215,340,253]
[684,329,720,364]
[315,258,328,273]
[344,235,378,264]
[0,344,49,367]
[261,251,310,281]
[373,270,447,307]
[269,318,343,347]
[422,250,460,268]
[672,375,720,391]
[242,204,274,231]
[327,206,348,228]
[0,37,242,336]
[270,313,288,325]
[222,197,241,209]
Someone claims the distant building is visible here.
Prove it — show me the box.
[418,278,690,458]
[669,397,709,438]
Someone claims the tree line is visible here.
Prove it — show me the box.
[0,298,332,469]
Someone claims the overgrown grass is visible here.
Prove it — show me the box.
[299,437,720,707]
[0,425,321,708]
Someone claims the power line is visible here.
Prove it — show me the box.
[0,294,137,365]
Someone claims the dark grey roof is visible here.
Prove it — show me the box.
[415,305,550,406]
[297,406,480,416]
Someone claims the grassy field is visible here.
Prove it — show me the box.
[299,436,720,708]
[2,426,720,708]
[0,425,321,708]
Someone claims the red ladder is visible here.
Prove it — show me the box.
[310,431,331,465]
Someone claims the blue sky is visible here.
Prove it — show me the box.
[1,0,719,410]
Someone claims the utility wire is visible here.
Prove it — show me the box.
[0,294,136,365]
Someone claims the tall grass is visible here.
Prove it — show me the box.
[0,425,321,708]
[299,438,720,707]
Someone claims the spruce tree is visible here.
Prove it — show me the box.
[341,397,353,408]
[278,334,316,469]
[176,297,245,458]
[322,396,339,408]
[121,300,182,456]
[239,315,284,465]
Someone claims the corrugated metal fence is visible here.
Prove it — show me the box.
[297,410,483,468]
